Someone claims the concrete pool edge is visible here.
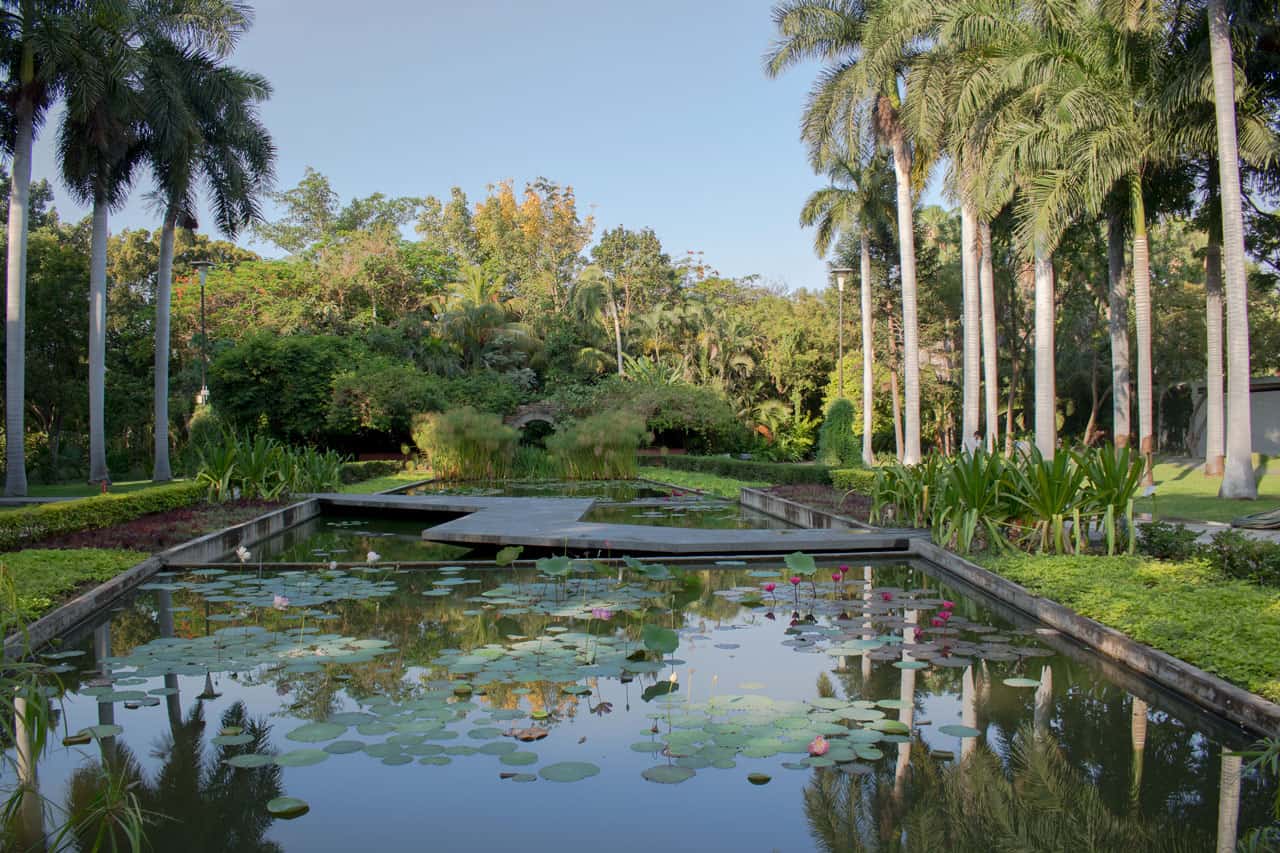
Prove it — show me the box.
[3,498,321,658]
[912,538,1280,737]
[739,486,874,531]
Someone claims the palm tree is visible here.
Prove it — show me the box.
[1,0,82,496]
[1207,0,1257,499]
[58,6,141,486]
[766,0,925,464]
[799,144,893,465]
[140,40,274,481]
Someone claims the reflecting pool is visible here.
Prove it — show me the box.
[10,558,1275,851]
[398,480,675,501]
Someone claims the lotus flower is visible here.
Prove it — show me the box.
[235,545,251,564]
[808,735,829,756]
[590,608,613,621]
[931,617,944,628]
[838,564,849,576]
[941,600,955,610]
[763,582,776,593]
[329,560,338,571]
[789,576,801,586]
[668,672,679,684]
[939,610,953,621]
[831,572,842,583]
[881,592,893,602]
[272,594,290,611]
[366,551,381,564]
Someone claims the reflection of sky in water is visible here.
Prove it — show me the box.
[13,560,1276,852]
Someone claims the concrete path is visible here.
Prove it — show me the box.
[319,493,922,554]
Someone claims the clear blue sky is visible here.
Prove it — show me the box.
[32,0,943,291]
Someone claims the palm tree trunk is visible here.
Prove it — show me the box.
[4,84,34,497]
[889,315,903,460]
[1204,219,1225,476]
[1130,697,1148,809]
[610,301,624,376]
[889,131,922,464]
[1208,0,1257,498]
[980,220,998,452]
[961,202,981,447]
[1217,750,1242,853]
[153,209,178,482]
[860,232,875,467]
[1108,214,1132,448]
[1131,177,1155,484]
[1033,245,1057,458]
[88,193,111,484]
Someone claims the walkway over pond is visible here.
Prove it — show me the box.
[318,492,922,555]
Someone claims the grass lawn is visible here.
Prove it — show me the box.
[638,466,765,500]
[980,552,1280,702]
[25,479,180,499]
[338,471,429,494]
[1134,456,1280,524]
[1,548,146,622]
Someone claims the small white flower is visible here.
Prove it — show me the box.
[329,560,338,571]
[272,594,290,610]
[235,545,251,564]
[366,551,381,565]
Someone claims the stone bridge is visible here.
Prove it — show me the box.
[504,402,561,430]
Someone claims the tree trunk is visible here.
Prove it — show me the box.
[860,232,875,467]
[609,296,624,377]
[1217,750,1242,853]
[979,220,999,452]
[1208,0,1257,498]
[4,83,34,498]
[1204,195,1225,477]
[1131,177,1155,484]
[1033,246,1057,458]
[88,194,111,484]
[153,209,178,482]
[1108,214,1132,448]
[961,203,981,446]
[889,131,922,464]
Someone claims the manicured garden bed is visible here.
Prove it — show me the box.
[637,466,764,499]
[979,552,1280,702]
[337,471,429,494]
[0,548,146,621]
[31,498,285,552]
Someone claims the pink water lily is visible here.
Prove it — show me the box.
[272,594,290,611]
[808,735,829,756]
[831,572,842,583]
[763,583,776,592]
[838,564,849,576]
[930,617,944,628]
[881,592,893,602]
[590,608,613,621]
[941,600,955,610]
[789,576,801,586]
[939,610,953,621]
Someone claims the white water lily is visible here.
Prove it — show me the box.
[329,560,338,571]
[367,551,381,565]
[235,545,251,564]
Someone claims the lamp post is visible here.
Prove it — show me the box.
[831,267,853,399]
[191,260,214,406]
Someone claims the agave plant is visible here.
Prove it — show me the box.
[195,439,238,502]
[871,459,943,529]
[1077,445,1145,554]
[1006,448,1087,554]
[934,451,1011,554]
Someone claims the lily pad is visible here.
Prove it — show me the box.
[226,753,274,769]
[266,797,309,819]
[641,765,696,784]
[539,761,601,783]
[500,751,538,766]
[274,749,330,767]
[1003,677,1042,688]
[938,724,982,738]
[747,773,772,785]
[286,722,346,743]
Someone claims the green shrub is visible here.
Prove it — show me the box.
[624,385,749,454]
[438,372,528,415]
[195,433,345,500]
[831,468,877,494]
[0,482,207,551]
[413,407,518,480]
[816,398,860,466]
[547,411,648,480]
[339,459,404,484]
[645,454,833,485]
[328,361,444,439]
[1201,531,1280,587]
[210,333,357,443]
[1137,521,1201,561]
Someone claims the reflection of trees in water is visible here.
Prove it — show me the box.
[66,701,284,853]
[803,729,1209,852]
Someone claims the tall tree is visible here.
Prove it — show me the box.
[766,0,926,463]
[140,38,274,481]
[1,0,79,496]
[1207,0,1257,498]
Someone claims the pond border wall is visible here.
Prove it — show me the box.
[739,486,873,531]
[4,498,320,658]
[912,538,1280,737]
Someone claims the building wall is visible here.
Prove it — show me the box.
[1193,387,1280,456]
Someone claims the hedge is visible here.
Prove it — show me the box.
[831,467,877,495]
[339,459,404,485]
[645,454,834,485]
[0,482,207,551]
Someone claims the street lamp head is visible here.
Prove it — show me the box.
[190,260,215,271]
[829,266,853,293]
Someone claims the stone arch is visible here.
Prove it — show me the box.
[504,402,561,431]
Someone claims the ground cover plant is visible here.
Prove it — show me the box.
[1133,458,1280,524]
[0,548,145,621]
[979,552,1280,702]
[637,466,764,499]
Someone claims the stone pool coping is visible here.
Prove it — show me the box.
[739,486,873,531]
[911,538,1280,737]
